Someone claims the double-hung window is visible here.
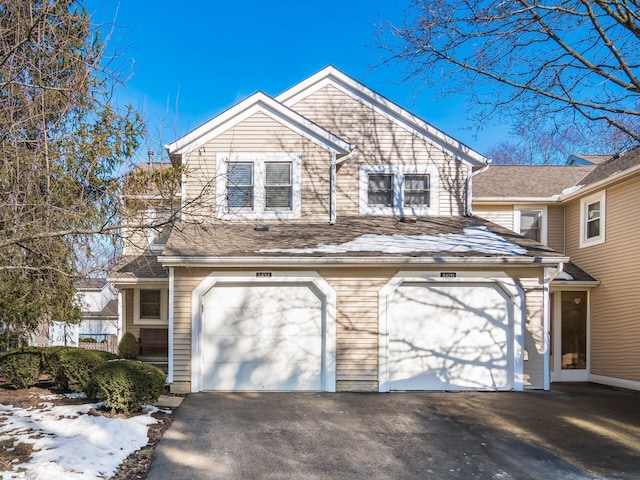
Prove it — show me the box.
[518,209,543,242]
[368,174,393,207]
[360,166,437,215]
[218,153,301,218]
[580,191,605,247]
[148,209,173,251]
[265,162,292,210]
[226,162,254,209]
[134,288,168,324]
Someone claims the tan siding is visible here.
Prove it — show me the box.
[518,276,546,388]
[565,179,640,382]
[546,205,565,253]
[289,85,471,216]
[473,205,514,231]
[181,112,333,224]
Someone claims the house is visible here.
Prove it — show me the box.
[109,66,569,394]
[473,149,640,391]
[74,278,119,343]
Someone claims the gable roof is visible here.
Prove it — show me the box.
[276,66,488,167]
[159,216,566,267]
[578,147,640,187]
[567,154,613,166]
[473,166,595,200]
[166,91,352,158]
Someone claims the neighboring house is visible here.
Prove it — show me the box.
[74,278,119,342]
[110,66,568,394]
[473,149,640,391]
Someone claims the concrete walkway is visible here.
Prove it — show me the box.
[148,383,640,479]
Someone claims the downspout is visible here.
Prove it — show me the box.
[543,262,565,390]
[468,159,492,216]
[330,146,356,224]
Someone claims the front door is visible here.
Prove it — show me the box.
[551,291,589,382]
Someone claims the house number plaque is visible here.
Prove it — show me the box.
[440,272,457,278]
[256,272,272,277]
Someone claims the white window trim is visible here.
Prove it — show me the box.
[514,206,547,245]
[133,288,169,325]
[146,208,172,251]
[358,165,439,216]
[579,191,606,248]
[216,153,302,219]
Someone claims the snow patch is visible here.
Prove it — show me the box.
[561,184,584,196]
[0,401,158,479]
[258,226,527,256]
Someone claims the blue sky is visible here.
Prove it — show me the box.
[87,0,508,161]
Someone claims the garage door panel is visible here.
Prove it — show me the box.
[202,284,324,391]
[388,284,513,391]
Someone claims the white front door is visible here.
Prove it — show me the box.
[551,291,589,382]
[201,282,325,391]
[386,282,515,391]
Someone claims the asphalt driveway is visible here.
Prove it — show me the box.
[148,383,640,479]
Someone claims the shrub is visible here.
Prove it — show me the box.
[118,333,138,359]
[88,360,166,414]
[41,346,75,380]
[79,337,97,343]
[55,348,110,393]
[0,348,43,389]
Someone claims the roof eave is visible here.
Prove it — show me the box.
[559,162,640,203]
[473,196,561,204]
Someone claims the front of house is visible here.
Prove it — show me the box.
[110,67,568,393]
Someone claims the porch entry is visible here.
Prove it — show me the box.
[551,291,589,382]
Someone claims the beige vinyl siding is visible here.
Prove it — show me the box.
[517,275,546,388]
[180,112,333,223]
[546,205,565,253]
[565,178,640,383]
[473,205,514,231]
[288,85,471,216]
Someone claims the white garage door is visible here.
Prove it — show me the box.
[201,283,324,391]
[387,283,514,391]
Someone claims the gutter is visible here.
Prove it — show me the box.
[158,255,569,268]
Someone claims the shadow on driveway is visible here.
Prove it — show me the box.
[148,383,640,479]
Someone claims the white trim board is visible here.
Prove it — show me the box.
[589,374,640,392]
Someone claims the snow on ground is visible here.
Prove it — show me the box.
[0,395,160,479]
[258,226,528,256]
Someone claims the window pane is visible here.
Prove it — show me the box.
[368,174,392,190]
[266,163,291,185]
[587,201,600,220]
[266,186,292,209]
[227,163,253,185]
[140,290,161,318]
[404,174,429,207]
[227,186,254,208]
[587,218,600,239]
[368,191,392,206]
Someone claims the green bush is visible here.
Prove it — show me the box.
[0,348,43,389]
[41,346,75,380]
[79,337,97,343]
[55,348,110,393]
[88,360,166,414]
[118,333,138,359]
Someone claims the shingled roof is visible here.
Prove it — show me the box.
[473,166,594,198]
[109,254,168,281]
[159,216,565,265]
[579,146,640,187]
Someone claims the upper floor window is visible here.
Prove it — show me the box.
[148,209,173,251]
[217,153,301,219]
[359,166,438,216]
[580,191,605,248]
[518,209,543,242]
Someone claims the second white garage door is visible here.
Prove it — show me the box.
[201,283,324,391]
[386,282,515,391]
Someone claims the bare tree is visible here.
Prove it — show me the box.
[379,0,640,155]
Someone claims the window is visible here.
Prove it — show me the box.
[580,192,605,247]
[368,174,393,206]
[404,175,430,207]
[359,166,438,215]
[519,210,542,242]
[217,153,301,218]
[227,163,254,209]
[148,209,173,251]
[265,162,292,210]
[134,288,168,324]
